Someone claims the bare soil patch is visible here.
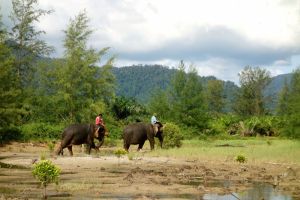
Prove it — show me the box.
[0,142,299,199]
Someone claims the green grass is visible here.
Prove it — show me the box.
[145,138,300,164]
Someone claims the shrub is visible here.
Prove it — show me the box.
[114,148,127,158]
[32,160,60,199]
[235,155,247,163]
[0,126,22,144]
[21,123,63,141]
[163,122,183,149]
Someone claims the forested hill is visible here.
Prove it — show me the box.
[112,65,176,102]
[112,65,292,109]
[112,65,239,104]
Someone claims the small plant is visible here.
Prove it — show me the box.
[114,148,127,158]
[40,152,46,160]
[266,140,272,145]
[47,141,55,152]
[114,148,127,165]
[32,160,61,199]
[127,153,134,160]
[235,155,247,163]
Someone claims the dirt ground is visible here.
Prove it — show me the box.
[0,142,300,200]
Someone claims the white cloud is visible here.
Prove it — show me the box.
[1,0,300,83]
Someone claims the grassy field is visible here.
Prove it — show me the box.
[145,138,300,164]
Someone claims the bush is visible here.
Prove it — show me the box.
[0,126,22,144]
[21,123,63,141]
[114,148,127,158]
[163,122,183,149]
[206,114,241,136]
[32,160,60,198]
[235,155,247,163]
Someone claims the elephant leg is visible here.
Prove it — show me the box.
[57,141,68,156]
[148,138,155,150]
[97,139,104,148]
[67,146,73,156]
[137,140,146,151]
[56,145,63,155]
[124,143,130,152]
[87,145,92,155]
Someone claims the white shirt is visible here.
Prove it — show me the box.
[151,116,157,124]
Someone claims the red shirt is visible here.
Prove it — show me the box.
[95,116,104,125]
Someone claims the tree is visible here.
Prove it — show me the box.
[0,9,23,128]
[148,89,171,120]
[55,10,115,123]
[234,66,271,116]
[168,61,207,129]
[284,68,300,138]
[276,78,290,116]
[9,0,53,88]
[206,79,225,113]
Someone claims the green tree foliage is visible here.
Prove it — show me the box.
[276,78,290,116]
[284,68,300,138]
[163,122,183,149]
[0,11,24,129]
[111,96,146,120]
[206,79,225,113]
[9,0,53,88]
[148,89,170,120]
[49,10,115,123]
[112,65,175,103]
[234,66,271,116]
[169,61,208,129]
[149,61,208,131]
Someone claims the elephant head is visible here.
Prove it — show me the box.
[153,122,164,148]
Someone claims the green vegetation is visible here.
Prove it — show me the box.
[114,148,128,158]
[163,122,183,149]
[235,155,247,163]
[32,160,61,199]
[147,139,300,164]
[0,0,299,146]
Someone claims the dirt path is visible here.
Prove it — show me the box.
[0,143,300,199]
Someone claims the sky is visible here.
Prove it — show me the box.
[1,0,300,83]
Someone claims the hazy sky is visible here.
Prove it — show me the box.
[1,0,300,83]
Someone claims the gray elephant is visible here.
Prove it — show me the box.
[56,124,108,156]
[123,122,163,151]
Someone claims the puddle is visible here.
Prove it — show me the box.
[200,182,292,200]
[97,183,292,200]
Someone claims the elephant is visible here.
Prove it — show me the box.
[123,122,163,151]
[56,124,108,156]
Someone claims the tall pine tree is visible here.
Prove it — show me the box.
[234,66,271,116]
[285,68,300,138]
[55,10,115,123]
[169,61,207,129]
[0,10,23,128]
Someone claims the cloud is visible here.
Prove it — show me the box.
[1,0,300,83]
[119,25,298,65]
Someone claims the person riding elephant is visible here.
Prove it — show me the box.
[56,123,109,156]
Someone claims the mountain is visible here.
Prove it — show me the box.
[112,65,239,107]
[112,65,176,103]
[112,65,292,112]
[265,73,292,111]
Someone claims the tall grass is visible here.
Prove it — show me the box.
[146,138,300,164]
